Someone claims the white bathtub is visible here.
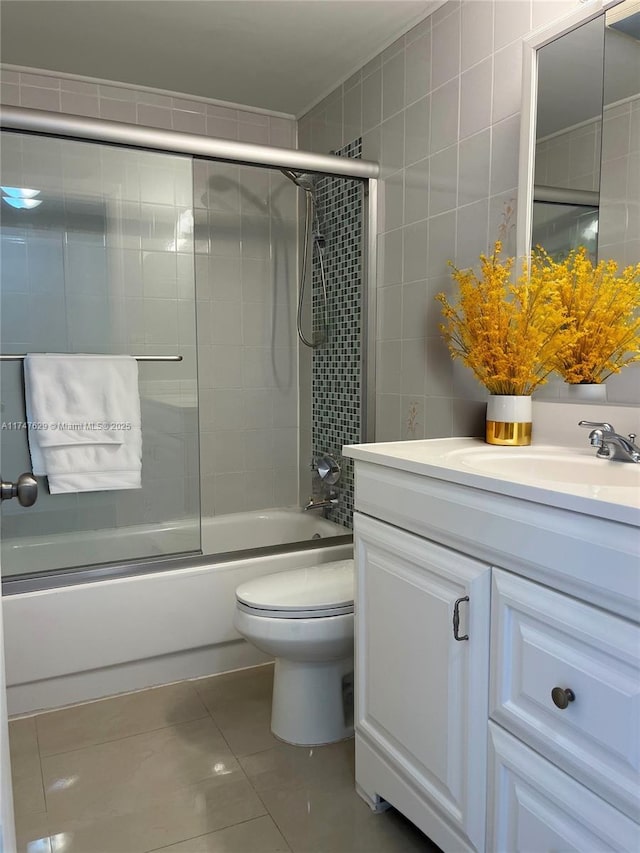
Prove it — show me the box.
[200,509,344,553]
[1,508,345,577]
[2,509,352,715]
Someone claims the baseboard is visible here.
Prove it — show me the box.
[8,640,270,716]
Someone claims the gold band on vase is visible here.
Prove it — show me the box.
[485,420,532,446]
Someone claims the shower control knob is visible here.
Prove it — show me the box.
[316,454,341,485]
[0,472,38,507]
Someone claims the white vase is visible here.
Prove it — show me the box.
[564,382,607,402]
[486,395,532,446]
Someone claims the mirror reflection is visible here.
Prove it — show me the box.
[534,16,604,259]
[532,4,640,404]
[599,6,640,269]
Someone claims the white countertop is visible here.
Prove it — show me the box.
[344,438,640,527]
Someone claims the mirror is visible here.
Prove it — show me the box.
[522,1,640,404]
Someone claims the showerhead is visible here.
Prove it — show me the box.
[281,169,317,193]
[282,167,325,246]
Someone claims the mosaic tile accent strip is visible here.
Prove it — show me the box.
[312,137,362,529]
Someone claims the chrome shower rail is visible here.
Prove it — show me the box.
[0,106,380,180]
[0,354,183,362]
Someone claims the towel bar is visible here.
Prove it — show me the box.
[0,354,183,362]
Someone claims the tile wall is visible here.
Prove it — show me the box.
[298,0,580,442]
[0,67,295,148]
[311,139,363,529]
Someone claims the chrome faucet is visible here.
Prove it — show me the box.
[578,421,640,463]
[304,495,339,516]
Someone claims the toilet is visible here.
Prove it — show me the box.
[234,559,354,746]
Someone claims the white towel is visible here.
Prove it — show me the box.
[24,354,142,493]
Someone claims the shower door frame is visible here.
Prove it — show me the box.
[0,106,379,594]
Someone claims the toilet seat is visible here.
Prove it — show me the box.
[236,600,353,619]
[236,559,354,620]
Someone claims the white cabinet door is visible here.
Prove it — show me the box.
[354,512,490,852]
[488,722,640,853]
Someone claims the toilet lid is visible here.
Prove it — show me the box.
[236,559,354,614]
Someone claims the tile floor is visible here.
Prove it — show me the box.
[10,664,439,853]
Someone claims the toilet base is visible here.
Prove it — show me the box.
[271,655,354,746]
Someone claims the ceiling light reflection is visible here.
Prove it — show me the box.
[26,838,51,853]
[168,208,194,251]
[1,187,42,209]
[49,775,78,791]
[3,197,42,209]
[1,186,41,198]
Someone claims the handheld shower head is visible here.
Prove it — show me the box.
[281,167,327,348]
[281,168,323,240]
[281,169,316,192]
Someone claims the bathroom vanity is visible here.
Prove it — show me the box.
[344,437,640,853]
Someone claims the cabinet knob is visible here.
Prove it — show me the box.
[551,687,575,710]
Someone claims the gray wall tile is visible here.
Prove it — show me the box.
[384,169,405,230]
[431,7,461,89]
[459,57,492,139]
[492,40,523,123]
[403,220,429,283]
[490,114,521,195]
[430,78,460,152]
[20,86,61,111]
[383,51,406,120]
[404,96,430,165]
[381,111,405,171]
[404,158,430,224]
[405,33,431,104]
[458,129,491,206]
[456,198,490,268]
[429,145,458,216]
[461,1,494,71]
[362,67,383,132]
[382,228,403,284]
[494,0,532,51]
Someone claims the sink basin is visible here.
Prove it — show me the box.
[445,446,640,489]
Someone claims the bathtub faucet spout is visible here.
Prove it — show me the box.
[304,496,338,517]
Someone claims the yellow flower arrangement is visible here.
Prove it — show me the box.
[437,242,572,396]
[534,247,640,384]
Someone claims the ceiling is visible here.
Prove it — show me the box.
[0,0,436,116]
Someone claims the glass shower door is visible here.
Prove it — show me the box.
[0,131,201,577]
[193,152,365,558]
